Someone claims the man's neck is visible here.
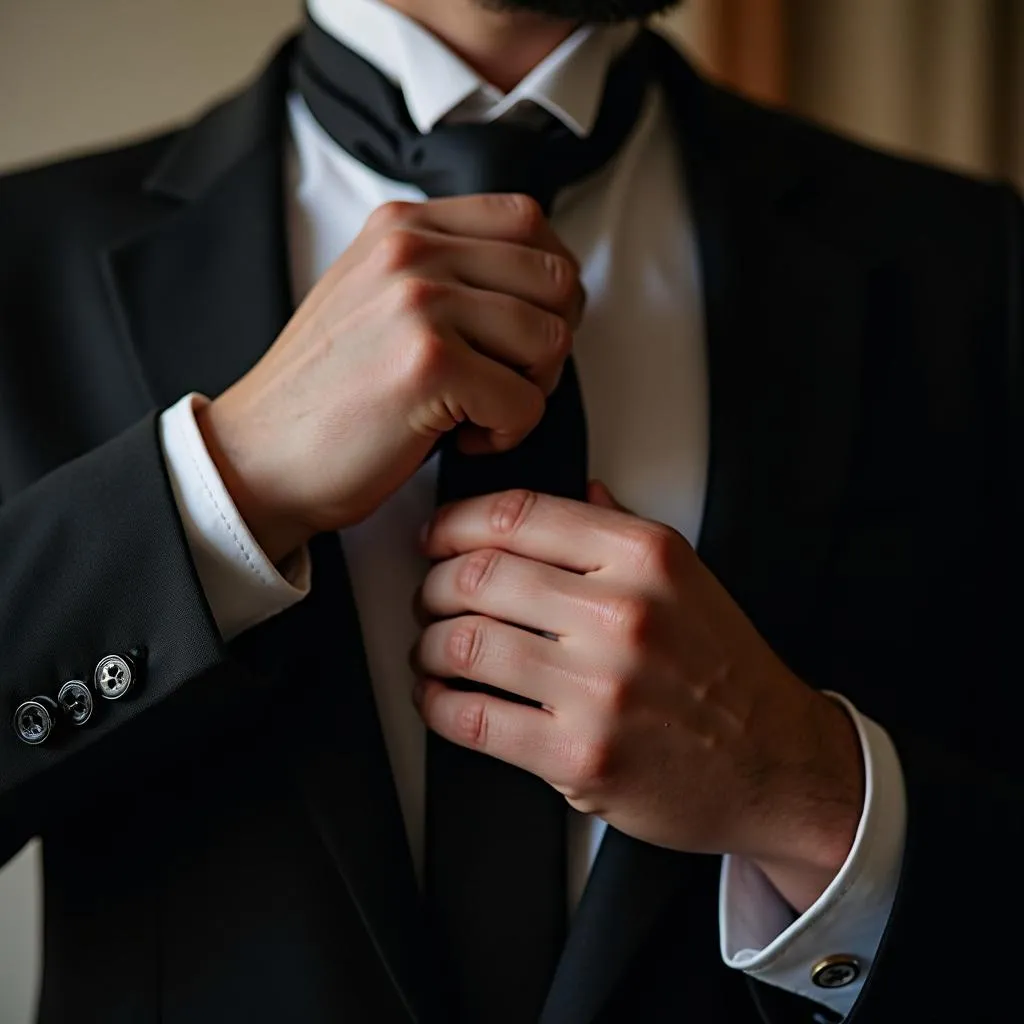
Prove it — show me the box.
[383,0,580,92]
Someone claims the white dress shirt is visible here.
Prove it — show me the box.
[158,0,907,1014]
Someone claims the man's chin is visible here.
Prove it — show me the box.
[477,0,683,24]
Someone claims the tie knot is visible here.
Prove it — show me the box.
[294,17,655,211]
[402,120,559,210]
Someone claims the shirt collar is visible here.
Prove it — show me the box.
[306,0,638,137]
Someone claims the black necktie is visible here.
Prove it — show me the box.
[293,16,652,1022]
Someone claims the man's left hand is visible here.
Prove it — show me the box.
[414,483,864,912]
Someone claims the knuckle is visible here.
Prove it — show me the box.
[541,252,577,305]
[368,200,413,231]
[501,193,545,235]
[392,273,444,314]
[587,668,631,713]
[447,619,485,673]
[490,488,538,536]
[621,522,680,580]
[456,548,502,597]
[598,593,656,647]
[453,699,489,748]
[545,314,573,361]
[376,227,430,273]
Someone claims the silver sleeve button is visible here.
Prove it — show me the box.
[57,680,94,726]
[93,653,136,700]
[13,696,59,745]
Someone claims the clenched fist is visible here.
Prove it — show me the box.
[196,194,583,563]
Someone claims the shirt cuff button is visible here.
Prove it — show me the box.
[811,955,861,989]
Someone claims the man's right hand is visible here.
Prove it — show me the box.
[195,193,583,564]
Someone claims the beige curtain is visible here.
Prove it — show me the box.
[662,0,1024,188]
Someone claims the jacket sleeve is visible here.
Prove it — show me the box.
[845,733,1023,1021]
[754,184,1024,1024]
[0,412,230,865]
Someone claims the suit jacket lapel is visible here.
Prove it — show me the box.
[103,38,294,406]
[542,35,866,1024]
[695,196,866,676]
[100,40,436,1023]
[650,33,867,666]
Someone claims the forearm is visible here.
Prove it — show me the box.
[751,691,865,915]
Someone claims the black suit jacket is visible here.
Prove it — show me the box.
[0,32,1020,1024]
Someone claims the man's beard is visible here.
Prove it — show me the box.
[479,0,683,23]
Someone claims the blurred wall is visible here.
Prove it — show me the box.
[788,0,1024,186]
[685,0,1024,186]
[0,0,302,173]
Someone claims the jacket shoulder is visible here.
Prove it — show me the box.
[0,131,180,258]
[700,77,1015,248]
[1,130,177,202]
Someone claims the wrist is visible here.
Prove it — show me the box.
[195,395,312,565]
[752,690,864,913]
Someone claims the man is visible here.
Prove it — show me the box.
[0,0,1019,1020]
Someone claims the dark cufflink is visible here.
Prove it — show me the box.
[93,652,137,700]
[811,955,861,989]
[57,680,94,726]
[13,696,59,745]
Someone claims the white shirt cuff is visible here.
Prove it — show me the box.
[159,392,311,641]
[719,694,907,1018]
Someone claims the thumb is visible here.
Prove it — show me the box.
[587,478,631,513]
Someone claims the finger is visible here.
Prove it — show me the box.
[442,342,547,452]
[416,615,572,707]
[442,236,582,325]
[587,479,632,512]
[367,205,584,327]
[421,548,596,636]
[424,490,634,572]
[445,284,571,395]
[401,194,578,267]
[414,677,567,780]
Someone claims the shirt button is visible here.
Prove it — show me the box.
[13,697,59,745]
[811,955,861,989]
[93,653,136,700]
[57,680,94,726]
